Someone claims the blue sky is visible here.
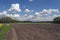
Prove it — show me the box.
[0,0,60,21]
[0,0,60,11]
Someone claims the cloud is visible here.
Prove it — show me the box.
[24,9,34,13]
[0,11,8,17]
[0,5,60,22]
[9,14,21,21]
[35,9,59,16]
[41,9,59,14]
[35,12,42,16]
[31,9,60,21]
[8,8,60,21]
[0,11,21,21]
[29,0,33,2]
[9,3,21,12]
[24,14,27,16]
[30,14,60,21]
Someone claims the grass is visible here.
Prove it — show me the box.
[0,24,3,29]
[13,22,51,24]
[0,24,10,40]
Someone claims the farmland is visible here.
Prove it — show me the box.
[5,24,60,40]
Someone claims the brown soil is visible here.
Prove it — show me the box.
[5,24,60,40]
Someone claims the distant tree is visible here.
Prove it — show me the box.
[0,17,20,23]
[53,17,60,23]
[23,21,32,23]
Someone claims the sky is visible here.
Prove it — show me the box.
[0,0,60,21]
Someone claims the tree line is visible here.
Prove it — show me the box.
[0,17,60,23]
[53,17,60,23]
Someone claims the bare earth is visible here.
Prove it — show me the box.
[5,24,60,40]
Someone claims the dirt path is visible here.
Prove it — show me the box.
[12,27,18,40]
[5,28,13,40]
[5,27,18,40]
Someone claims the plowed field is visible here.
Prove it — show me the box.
[5,24,60,40]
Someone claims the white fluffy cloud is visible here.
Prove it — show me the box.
[0,4,60,22]
[30,9,60,21]
[41,9,59,14]
[24,9,34,13]
[9,3,21,12]
[35,9,59,16]
[29,0,33,2]
[35,12,42,16]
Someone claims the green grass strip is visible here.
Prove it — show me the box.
[0,24,10,40]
